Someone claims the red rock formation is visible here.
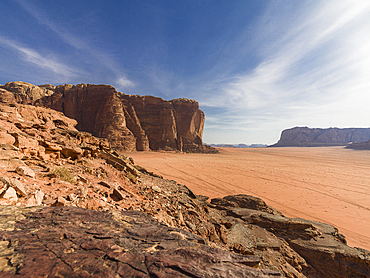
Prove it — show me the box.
[2,81,54,104]
[2,82,209,152]
[31,83,149,151]
[119,94,205,151]
[271,126,370,147]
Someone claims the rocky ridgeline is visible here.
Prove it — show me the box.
[0,87,370,277]
[271,126,370,147]
[1,81,217,153]
[346,139,370,150]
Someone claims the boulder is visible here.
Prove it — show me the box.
[0,131,15,146]
[210,194,283,215]
[0,187,17,205]
[289,236,370,277]
[111,188,125,201]
[61,146,83,160]
[227,223,257,254]
[0,178,9,196]
[25,190,44,206]
[52,196,68,207]
[15,166,35,178]
[11,133,40,154]
[10,179,27,197]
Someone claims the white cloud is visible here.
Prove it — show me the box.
[0,36,80,79]
[14,0,134,86]
[116,76,135,90]
[201,0,370,143]
[222,1,370,109]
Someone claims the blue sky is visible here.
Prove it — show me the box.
[1,1,370,144]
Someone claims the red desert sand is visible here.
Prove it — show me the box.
[126,146,370,251]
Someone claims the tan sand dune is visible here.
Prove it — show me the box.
[126,146,370,251]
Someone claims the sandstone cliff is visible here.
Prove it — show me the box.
[1,81,216,153]
[119,94,205,151]
[271,126,370,147]
[0,97,369,277]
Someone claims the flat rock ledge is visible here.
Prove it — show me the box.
[0,206,281,278]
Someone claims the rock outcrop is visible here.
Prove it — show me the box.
[0,206,281,277]
[271,126,370,147]
[2,82,217,153]
[346,139,370,150]
[119,95,205,152]
[2,81,54,104]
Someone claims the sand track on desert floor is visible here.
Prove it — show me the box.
[125,147,370,251]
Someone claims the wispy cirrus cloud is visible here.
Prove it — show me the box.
[201,0,370,143]
[116,76,135,90]
[13,0,135,89]
[0,36,81,80]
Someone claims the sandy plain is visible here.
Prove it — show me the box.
[126,146,370,251]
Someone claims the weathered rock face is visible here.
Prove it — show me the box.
[32,83,145,151]
[3,81,214,152]
[271,126,370,147]
[2,81,54,104]
[0,206,282,277]
[119,94,205,151]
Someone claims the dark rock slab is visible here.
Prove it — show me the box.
[210,194,283,215]
[289,237,370,278]
[0,206,282,277]
[230,207,370,277]
[346,140,370,150]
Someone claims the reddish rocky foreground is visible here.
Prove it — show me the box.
[0,86,370,277]
[0,206,281,277]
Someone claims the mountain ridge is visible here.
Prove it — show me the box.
[271,126,370,147]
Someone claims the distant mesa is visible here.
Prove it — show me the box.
[271,126,370,147]
[210,143,268,148]
[1,81,217,153]
[346,139,370,150]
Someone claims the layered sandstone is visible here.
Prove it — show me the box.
[2,81,215,153]
[2,81,54,104]
[271,126,370,147]
[119,94,205,151]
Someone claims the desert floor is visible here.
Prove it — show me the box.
[125,147,370,251]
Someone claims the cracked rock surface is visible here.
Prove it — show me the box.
[0,206,281,277]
